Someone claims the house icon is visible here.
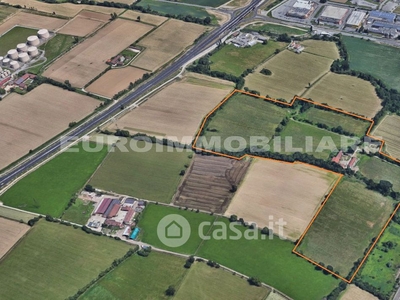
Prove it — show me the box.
[165,221,183,239]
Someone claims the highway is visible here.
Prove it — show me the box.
[0,0,262,188]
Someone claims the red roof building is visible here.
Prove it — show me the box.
[107,204,120,218]
[104,219,122,227]
[95,198,112,215]
[348,157,357,169]
[0,76,11,88]
[123,208,135,225]
[331,150,343,164]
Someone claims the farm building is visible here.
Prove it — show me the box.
[94,198,112,214]
[104,219,122,228]
[367,10,396,23]
[107,203,121,218]
[14,73,36,89]
[130,227,140,239]
[287,40,305,53]
[346,11,367,28]
[103,199,120,218]
[125,198,135,204]
[319,6,349,25]
[122,226,131,237]
[286,0,317,19]
[123,208,135,225]
[331,150,343,164]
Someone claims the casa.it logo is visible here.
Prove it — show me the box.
[157,214,191,247]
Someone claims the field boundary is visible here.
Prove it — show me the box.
[192,89,400,282]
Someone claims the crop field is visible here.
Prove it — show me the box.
[225,0,251,7]
[356,222,400,299]
[301,40,340,60]
[177,0,230,7]
[196,218,338,300]
[58,11,108,37]
[0,0,125,17]
[89,140,191,203]
[0,217,30,260]
[276,120,352,160]
[245,50,333,101]
[0,84,99,170]
[62,198,94,225]
[139,204,217,254]
[342,36,400,91]
[303,73,382,118]
[373,115,400,159]
[340,285,378,300]
[198,92,289,152]
[297,178,394,277]
[136,0,212,18]
[245,22,307,36]
[226,159,339,240]
[210,42,285,77]
[108,74,233,142]
[0,142,108,216]
[86,66,148,98]
[174,154,250,213]
[0,206,37,223]
[132,19,205,71]
[0,5,16,22]
[0,26,37,55]
[299,107,371,137]
[0,220,131,300]
[358,156,400,192]
[43,18,153,87]
[121,9,167,26]
[82,251,187,300]
[0,11,67,35]
[175,261,270,300]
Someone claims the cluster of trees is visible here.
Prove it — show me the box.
[138,245,152,257]
[324,281,347,300]
[27,76,75,92]
[27,216,41,227]
[260,68,272,76]
[247,277,261,286]
[206,260,220,268]
[165,285,176,296]
[184,255,195,268]
[67,247,138,300]
[277,33,292,43]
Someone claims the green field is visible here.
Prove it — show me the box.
[297,178,394,277]
[139,204,217,254]
[29,34,76,74]
[199,93,289,152]
[0,142,108,217]
[178,0,230,7]
[356,222,400,299]
[89,140,191,203]
[196,218,338,300]
[0,205,36,223]
[246,23,307,36]
[137,0,211,18]
[0,220,131,300]
[210,42,285,76]
[82,252,187,300]
[62,198,94,225]
[0,5,17,22]
[175,261,270,300]
[299,107,371,137]
[342,36,400,91]
[278,120,354,160]
[0,26,37,55]
[358,156,400,192]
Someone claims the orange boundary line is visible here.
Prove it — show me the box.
[192,89,400,282]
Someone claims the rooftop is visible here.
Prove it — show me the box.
[346,11,367,26]
[320,6,348,20]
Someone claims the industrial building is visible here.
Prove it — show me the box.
[366,10,399,38]
[367,10,396,23]
[346,11,367,28]
[319,6,349,25]
[227,31,267,48]
[286,0,317,19]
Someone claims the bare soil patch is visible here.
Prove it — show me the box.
[0,0,125,17]
[58,11,108,37]
[86,66,147,98]
[0,84,98,169]
[225,159,339,241]
[107,74,233,142]
[121,10,167,26]
[0,217,30,260]
[340,285,378,300]
[173,154,250,213]
[43,18,152,87]
[132,19,206,71]
[0,11,67,35]
[373,115,400,159]
[303,72,382,118]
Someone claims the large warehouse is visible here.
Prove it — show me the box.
[346,11,367,28]
[286,0,317,19]
[319,6,349,25]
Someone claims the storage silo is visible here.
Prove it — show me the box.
[17,43,28,52]
[18,52,30,63]
[2,58,10,66]
[27,35,40,46]
[10,60,20,69]
[37,29,50,39]
[28,46,39,58]
[7,49,18,60]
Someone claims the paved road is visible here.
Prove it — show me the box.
[0,0,262,188]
